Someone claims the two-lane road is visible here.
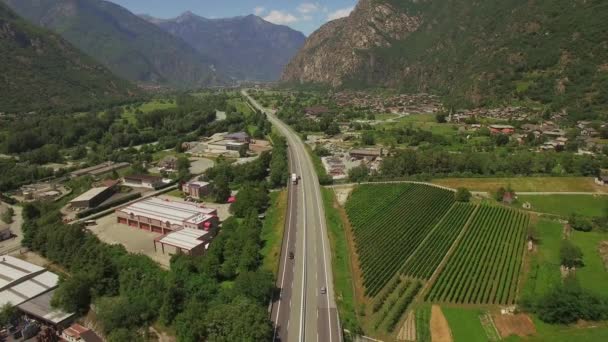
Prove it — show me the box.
[243,90,341,342]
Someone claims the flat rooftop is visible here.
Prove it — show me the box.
[158,228,209,251]
[70,187,109,203]
[0,256,60,308]
[0,256,44,289]
[18,289,74,325]
[118,197,216,226]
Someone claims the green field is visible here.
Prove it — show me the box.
[518,194,607,217]
[415,305,431,342]
[571,230,608,296]
[260,190,287,275]
[122,100,177,123]
[427,206,529,304]
[346,184,455,296]
[510,318,608,342]
[442,307,488,342]
[228,97,254,116]
[521,220,562,298]
[432,177,603,193]
[322,188,358,331]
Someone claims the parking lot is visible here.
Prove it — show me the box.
[88,214,172,268]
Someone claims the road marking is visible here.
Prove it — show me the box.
[271,149,296,342]
[293,140,308,342]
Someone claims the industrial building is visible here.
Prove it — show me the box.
[153,228,213,256]
[224,131,251,143]
[69,186,114,209]
[116,197,219,234]
[349,148,384,160]
[123,174,165,189]
[182,181,211,198]
[0,256,74,327]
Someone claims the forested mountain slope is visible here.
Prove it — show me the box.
[283,0,608,119]
[3,0,222,88]
[0,2,136,113]
[143,12,306,81]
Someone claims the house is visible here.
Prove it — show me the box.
[159,155,178,171]
[116,197,219,234]
[123,175,165,189]
[153,228,214,256]
[182,181,211,198]
[61,323,103,342]
[304,106,330,117]
[489,125,515,135]
[349,148,384,160]
[224,132,251,143]
[69,186,114,209]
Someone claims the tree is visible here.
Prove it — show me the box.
[1,207,14,224]
[569,213,593,232]
[212,174,231,203]
[454,188,472,202]
[238,144,249,158]
[0,303,17,327]
[361,131,375,145]
[495,187,506,202]
[233,270,274,305]
[51,273,92,315]
[204,299,272,341]
[560,240,584,268]
[348,165,369,183]
[435,113,447,123]
[176,156,191,182]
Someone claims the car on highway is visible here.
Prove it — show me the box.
[320,286,326,295]
[289,251,294,259]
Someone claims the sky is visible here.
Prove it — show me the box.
[111,0,357,35]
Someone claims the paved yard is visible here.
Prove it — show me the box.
[189,157,215,174]
[0,204,23,255]
[89,214,171,268]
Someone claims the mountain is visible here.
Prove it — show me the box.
[283,0,608,117]
[2,0,222,88]
[0,2,136,113]
[143,12,306,81]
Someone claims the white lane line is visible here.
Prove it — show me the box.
[312,161,336,342]
[293,139,308,342]
[272,151,296,342]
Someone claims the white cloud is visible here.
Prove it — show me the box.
[297,3,319,14]
[327,6,354,21]
[253,6,266,16]
[263,10,298,25]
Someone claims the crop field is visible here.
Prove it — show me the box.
[346,184,455,296]
[426,206,529,304]
[401,203,476,279]
[371,277,422,332]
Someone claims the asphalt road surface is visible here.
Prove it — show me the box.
[243,91,342,342]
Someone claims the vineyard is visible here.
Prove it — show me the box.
[426,206,529,304]
[401,203,476,279]
[371,277,422,332]
[346,184,455,296]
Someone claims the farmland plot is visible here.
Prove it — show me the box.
[426,206,529,304]
[346,184,455,296]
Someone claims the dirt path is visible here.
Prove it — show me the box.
[430,305,452,342]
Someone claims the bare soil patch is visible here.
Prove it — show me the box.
[599,241,608,271]
[492,313,536,338]
[430,305,452,342]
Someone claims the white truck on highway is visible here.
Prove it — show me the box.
[291,173,298,185]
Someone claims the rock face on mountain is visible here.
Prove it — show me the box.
[3,0,221,88]
[284,0,608,115]
[283,0,421,87]
[144,12,306,81]
[0,2,136,113]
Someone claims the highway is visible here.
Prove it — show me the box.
[243,90,342,342]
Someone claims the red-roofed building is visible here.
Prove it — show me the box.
[61,323,103,342]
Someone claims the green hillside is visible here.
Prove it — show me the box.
[3,0,222,88]
[0,2,136,113]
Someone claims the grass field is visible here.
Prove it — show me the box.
[260,191,287,276]
[122,100,177,124]
[518,194,607,217]
[521,220,562,298]
[571,230,608,297]
[377,114,459,137]
[442,307,488,342]
[509,318,608,342]
[322,188,358,332]
[228,97,254,116]
[432,177,604,193]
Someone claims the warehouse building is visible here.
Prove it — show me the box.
[116,197,219,234]
[0,256,74,327]
[153,228,213,256]
[182,181,211,198]
[69,186,114,209]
